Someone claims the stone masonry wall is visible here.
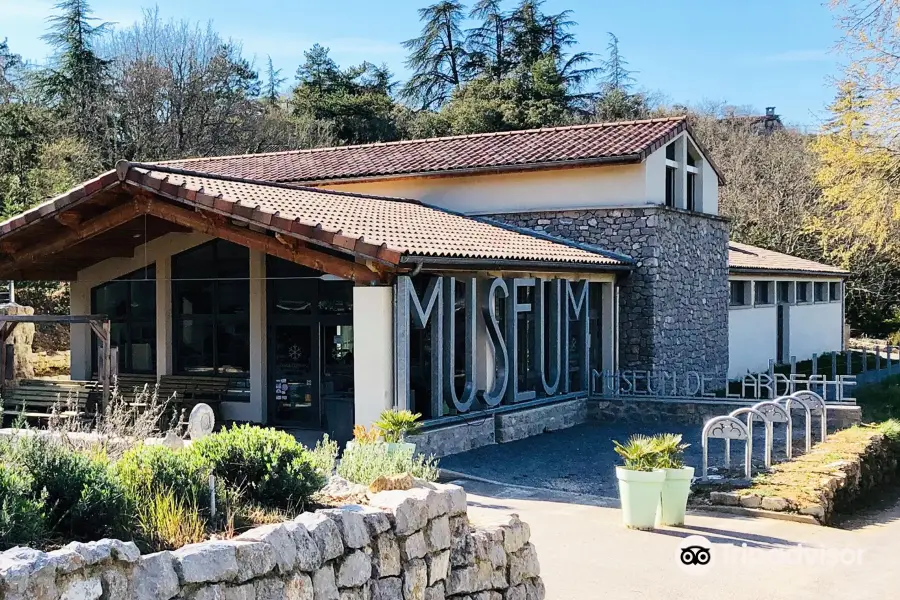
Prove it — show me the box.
[486,207,730,380]
[0,483,544,600]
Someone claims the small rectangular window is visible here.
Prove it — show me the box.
[797,282,811,303]
[777,281,792,304]
[665,166,676,208]
[686,172,696,211]
[829,282,842,302]
[729,281,750,307]
[666,142,676,160]
[814,282,827,302]
[754,281,773,306]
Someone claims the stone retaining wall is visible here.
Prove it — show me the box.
[0,484,544,600]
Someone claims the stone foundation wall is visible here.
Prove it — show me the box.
[486,207,730,379]
[0,483,544,600]
[494,399,587,443]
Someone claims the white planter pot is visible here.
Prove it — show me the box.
[385,441,416,454]
[615,467,666,530]
[657,466,695,527]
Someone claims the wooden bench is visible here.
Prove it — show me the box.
[1,380,99,422]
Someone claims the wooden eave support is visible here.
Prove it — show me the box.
[144,200,385,283]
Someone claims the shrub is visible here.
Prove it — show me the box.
[337,443,439,486]
[308,435,339,477]
[135,489,207,552]
[13,436,129,540]
[373,409,422,443]
[613,435,661,471]
[0,463,46,550]
[190,425,325,511]
[116,444,213,512]
[652,433,690,469]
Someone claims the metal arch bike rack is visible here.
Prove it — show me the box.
[789,390,828,445]
[702,416,751,481]
[753,400,793,460]
[729,407,773,469]
[777,394,813,453]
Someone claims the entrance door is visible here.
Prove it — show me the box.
[776,304,789,364]
[320,323,354,443]
[271,323,318,426]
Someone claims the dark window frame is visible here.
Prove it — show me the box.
[829,281,842,302]
[729,281,750,307]
[91,264,156,374]
[754,281,773,306]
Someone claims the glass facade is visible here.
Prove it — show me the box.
[91,265,156,374]
[172,240,250,374]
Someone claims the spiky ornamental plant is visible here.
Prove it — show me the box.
[652,433,690,469]
[374,409,423,443]
[613,434,661,472]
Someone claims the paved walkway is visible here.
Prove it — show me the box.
[459,480,900,600]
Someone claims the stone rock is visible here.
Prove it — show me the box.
[132,551,180,600]
[709,491,741,506]
[425,551,450,585]
[497,515,529,554]
[320,475,369,500]
[173,541,239,585]
[60,577,102,600]
[369,473,414,493]
[472,593,501,600]
[446,566,476,596]
[760,496,790,511]
[524,578,545,600]
[99,567,128,600]
[371,532,401,578]
[296,513,345,562]
[504,585,526,600]
[232,540,277,583]
[424,582,445,600]
[321,506,371,549]
[403,558,428,600]
[285,573,314,600]
[368,490,429,536]
[425,516,451,552]
[799,504,826,519]
[0,548,58,600]
[359,506,393,536]
[284,521,324,572]
[338,587,368,600]
[739,494,762,509]
[65,540,113,566]
[255,577,286,600]
[238,524,298,574]
[312,565,339,600]
[47,548,85,575]
[449,517,473,567]
[508,545,540,587]
[370,576,402,600]
[399,532,427,561]
[225,583,256,600]
[185,584,226,600]
[471,531,505,570]
[337,550,372,588]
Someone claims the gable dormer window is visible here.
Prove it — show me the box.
[686,148,699,212]
[665,142,678,208]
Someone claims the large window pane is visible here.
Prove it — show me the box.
[175,281,215,315]
[91,265,156,374]
[218,281,250,316]
[217,319,250,374]
[177,318,215,374]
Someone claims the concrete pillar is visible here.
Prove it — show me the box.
[353,286,393,428]
[601,281,617,373]
[69,280,91,381]
[155,255,172,378]
[245,250,267,424]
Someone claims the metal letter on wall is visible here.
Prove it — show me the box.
[395,276,444,417]
[481,278,509,407]
[563,280,590,393]
[533,279,562,396]
[506,278,537,404]
[442,277,477,413]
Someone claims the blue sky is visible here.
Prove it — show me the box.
[2,0,843,128]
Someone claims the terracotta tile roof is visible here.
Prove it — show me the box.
[160,117,717,184]
[120,165,630,268]
[728,242,848,276]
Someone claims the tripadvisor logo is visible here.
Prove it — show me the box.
[677,536,715,575]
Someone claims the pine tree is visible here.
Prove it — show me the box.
[593,34,647,120]
[0,39,23,103]
[465,0,510,81]
[264,56,286,106]
[598,33,635,92]
[401,1,468,109]
[38,0,112,145]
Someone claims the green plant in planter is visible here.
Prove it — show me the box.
[653,433,690,469]
[374,409,423,443]
[613,435,662,471]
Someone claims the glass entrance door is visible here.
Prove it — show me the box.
[271,324,317,426]
[321,324,354,442]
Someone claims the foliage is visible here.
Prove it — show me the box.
[855,375,900,422]
[12,435,128,541]
[373,409,423,443]
[0,463,46,550]
[353,424,381,444]
[651,433,689,469]
[190,424,325,511]
[307,434,339,477]
[115,444,213,512]
[134,488,206,552]
[402,1,467,109]
[877,418,900,442]
[613,434,660,472]
[336,442,439,486]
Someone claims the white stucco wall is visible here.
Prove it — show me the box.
[789,301,844,361]
[352,286,394,428]
[728,305,778,377]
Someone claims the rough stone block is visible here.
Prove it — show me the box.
[449,518,474,568]
[399,532,427,561]
[403,558,428,600]
[524,578,545,600]
[225,583,255,600]
[503,585,526,600]
[471,531,505,570]
[371,576,402,600]
[312,565,339,600]
[359,506,393,535]
[497,515,529,554]
[237,524,298,574]
[285,573,314,600]
[284,521,325,572]
[425,516,451,552]
[424,582,445,600]
[60,576,102,600]
[709,491,741,506]
[760,496,790,511]
[508,545,540,587]
[132,551,180,600]
[338,587,368,600]
[337,550,372,588]
[231,540,277,583]
[255,577,286,600]
[173,541,239,585]
[372,532,401,578]
[296,513,345,562]
[472,592,501,600]
[321,506,371,549]
[739,494,762,509]
[99,566,128,600]
[185,584,226,600]
[425,551,450,585]
[47,548,85,575]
